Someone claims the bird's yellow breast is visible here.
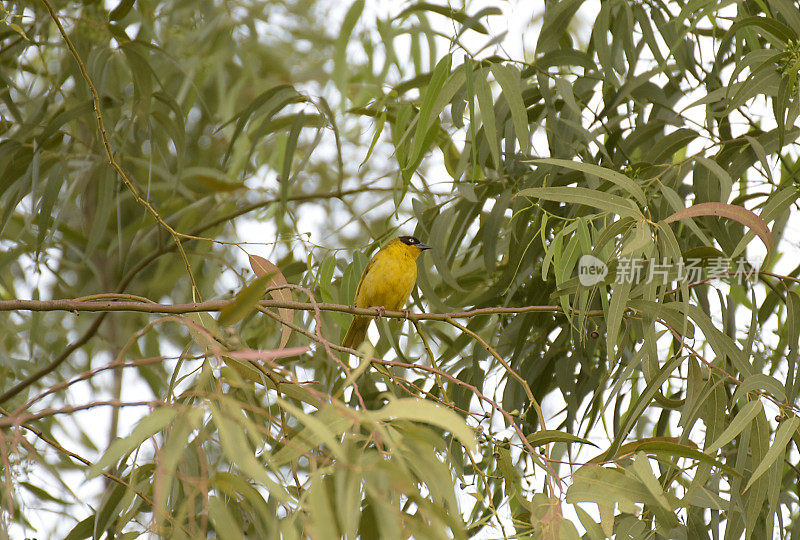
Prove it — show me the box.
[353,241,421,311]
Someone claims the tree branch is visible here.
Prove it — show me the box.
[0,297,577,318]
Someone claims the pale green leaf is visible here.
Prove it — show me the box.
[88,407,178,478]
[731,374,787,405]
[744,416,800,491]
[333,0,366,90]
[515,187,642,219]
[530,158,647,206]
[706,400,764,454]
[208,495,245,540]
[527,430,598,448]
[490,63,529,152]
[369,398,477,452]
[474,69,500,169]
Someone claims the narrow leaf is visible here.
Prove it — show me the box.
[333,0,366,90]
[474,69,500,169]
[531,158,647,206]
[370,398,477,452]
[744,416,800,491]
[515,187,642,219]
[490,63,529,152]
[663,202,773,254]
[218,273,275,327]
[706,400,764,454]
[88,407,178,478]
[527,430,598,448]
[408,54,453,168]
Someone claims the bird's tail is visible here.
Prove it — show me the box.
[342,316,371,349]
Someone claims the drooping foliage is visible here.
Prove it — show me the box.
[2,0,800,537]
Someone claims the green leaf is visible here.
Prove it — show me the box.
[694,156,733,202]
[210,401,293,504]
[537,0,584,55]
[706,399,764,454]
[606,278,632,365]
[515,186,642,219]
[307,475,340,540]
[180,167,242,194]
[20,481,69,505]
[767,0,800,33]
[490,63,529,153]
[597,436,739,477]
[369,398,477,452]
[88,407,178,478]
[644,128,698,164]
[605,355,684,459]
[208,495,245,540]
[280,111,305,206]
[333,0,366,91]
[276,399,347,461]
[408,55,460,168]
[36,169,63,254]
[719,16,796,51]
[683,304,751,377]
[531,158,647,206]
[744,416,800,491]
[566,466,646,518]
[629,300,695,340]
[527,430,598,448]
[618,220,652,257]
[119,43,153,115]
[630,453,678,521]
[64,515,94,540]
[731,374,787,404]
[94,481,127,540]
[109,0,136,21]
[361,110,386,167]
[272,407,354,466]
[8,22,28,39]
[573,504,605,540]
[218,273,275,327]
[532,49,596,71]
[474,69,500,169]
[496,444,519,495]
[212,472,271,523]
[223,85,305,163]
[396,3,491,34]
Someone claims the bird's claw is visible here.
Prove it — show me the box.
[402,309,410,320]
[373,306,386,319]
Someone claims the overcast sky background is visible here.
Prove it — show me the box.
[13,0,800,537]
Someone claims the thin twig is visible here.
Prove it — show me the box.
[39,0,199,295]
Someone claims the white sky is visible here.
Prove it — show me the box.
[11,0,800,537]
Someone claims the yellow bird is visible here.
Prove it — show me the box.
[341,235,432,349]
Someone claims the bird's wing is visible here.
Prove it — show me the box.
[352,254,377,307]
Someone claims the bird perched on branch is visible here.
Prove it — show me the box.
[341,235,432,349]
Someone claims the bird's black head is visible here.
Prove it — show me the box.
[398,236,432,250]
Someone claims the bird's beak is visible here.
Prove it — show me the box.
[417,243,432,251]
